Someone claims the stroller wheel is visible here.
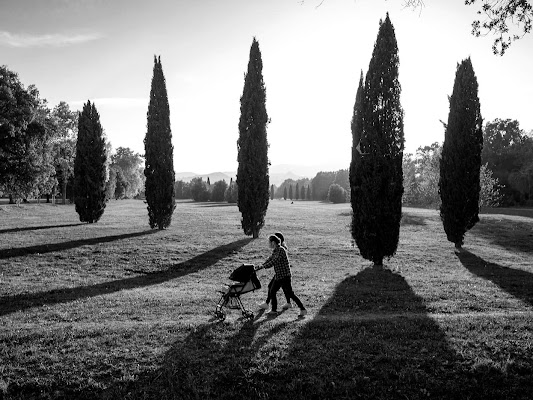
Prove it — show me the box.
[215,309,226,321]
[243,310,254,320]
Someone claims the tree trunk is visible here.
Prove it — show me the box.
[252,229,259,239]
[373,257,384,267]
[454,243,462,253]
[9,194,14,204]
[62,173,68,205]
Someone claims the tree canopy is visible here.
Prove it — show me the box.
[73,101,108,223]
[350,14,404,266]
[236,37,270,238]
[144,56,176,229]
[405,0,532,55]
[439,58,483,249]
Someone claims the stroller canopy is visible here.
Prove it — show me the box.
[229,264,261,289]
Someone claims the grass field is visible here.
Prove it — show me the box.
[1,199,532,399]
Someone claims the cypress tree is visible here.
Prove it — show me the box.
[283,187,287,200]
[350,14,404,266]
[237,37,270,238]
[73,101,107,223]
[144,55,175,229]
[300,184,305,200]
[270,184,275,200]
[306,185,311,200]
[295,182,299,200]
[439,57,483,250]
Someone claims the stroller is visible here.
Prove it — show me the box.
[215,264,261,321]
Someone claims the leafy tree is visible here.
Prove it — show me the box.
[405,0,532,55]
[482,118,532,205]
[439,58,483,250]
[211,180,228,202]
[224,178,238,203]
[190,177,209,202]
[328,183,347,203]
[414,143,442,207]
[236,38,270,238]
[311,171,336,201]
[334,169,350,201]
[351,14,404,267]
[144,56,176,229]
[105,165,117,200]
[402,152,419,206]
[114,167,129,200]
[51,101,77,204]
[310,0,531,54]
[479,163,503,207]
[175,180,191,199]
[0,66,52,202]
[111,147,144,198]
[73,101,108,223]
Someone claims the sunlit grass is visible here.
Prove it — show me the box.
[1,199,532,399]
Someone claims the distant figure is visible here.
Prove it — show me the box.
[291,201,294,204]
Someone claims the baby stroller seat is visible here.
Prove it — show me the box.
[215,263,261,321]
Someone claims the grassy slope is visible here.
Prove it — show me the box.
[0,200,532,399]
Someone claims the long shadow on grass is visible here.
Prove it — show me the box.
[98,266,530,400]
[457,249,533,307]
[0,230,157,259]
[0,238,252,317]
[257,266,530,399]
[0,223,85,235]
[471,219,533,253]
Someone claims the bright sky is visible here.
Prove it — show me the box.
[2,0,532,176]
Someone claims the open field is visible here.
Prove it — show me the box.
[1,199,532,399]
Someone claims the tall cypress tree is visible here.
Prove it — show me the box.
[237,37,269,238]
[439,57,483,250]
[73,101,107,223]
[144,55,175,230]
[350,70,364,231]
[350,14,404,266]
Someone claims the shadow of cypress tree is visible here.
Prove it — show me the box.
[457,249,533,306]
[257,266,526,399]
[471,219,533,254]
[39,266,532,399]
[0,223,85,234]
[0,229,158,259]
[0,238,252,317]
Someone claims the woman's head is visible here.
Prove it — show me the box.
[268,234,281,246]
[274,231,285,244]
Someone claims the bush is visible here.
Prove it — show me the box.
[328,184,346,204]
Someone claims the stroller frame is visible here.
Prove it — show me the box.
[215,264,260,321]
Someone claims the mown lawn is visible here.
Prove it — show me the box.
[0,199,532,399]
